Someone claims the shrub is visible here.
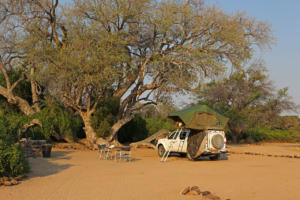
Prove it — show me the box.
[0,109,26,142]
[0,137,29,177]
[118,116,175,143]
[91,97,120,138]
[145,117,175,137]
[246,127,295,142]
[118,115,148,143]
[26,97,83,142]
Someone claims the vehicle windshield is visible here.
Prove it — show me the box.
[168,129,189,140]
[168,131,178,139]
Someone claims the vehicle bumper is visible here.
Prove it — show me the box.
[202,150,227,155]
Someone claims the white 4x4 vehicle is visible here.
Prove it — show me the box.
[157,129,227,160]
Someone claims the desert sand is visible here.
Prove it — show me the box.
[0,143,300,200]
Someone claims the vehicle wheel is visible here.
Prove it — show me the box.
[209,154,220,161]
[187,152,196,161]
[158,145,165,157]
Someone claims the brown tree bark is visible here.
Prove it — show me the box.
[80,111,97,147]
[30,67,40,112]
[0,85,35,115]
[107,116,134,142]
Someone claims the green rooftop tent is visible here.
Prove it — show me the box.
[169,104,229,130]
[169,105,229,160]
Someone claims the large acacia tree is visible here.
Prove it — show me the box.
[75,0,273,141]
[9,0,274,145]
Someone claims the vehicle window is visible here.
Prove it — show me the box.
[179,132,186,140]
[168,132,176,139]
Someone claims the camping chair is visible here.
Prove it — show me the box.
[98,144,116,160]
[98,144,107,160]
[105,145,115,160]
[115,147,131,162]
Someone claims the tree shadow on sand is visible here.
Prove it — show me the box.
[26,151,73,179]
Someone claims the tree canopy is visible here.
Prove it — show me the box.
[0,0,279,145]
[198,62,297,142]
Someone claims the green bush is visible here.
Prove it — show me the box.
[91,97,120,138]
[118,116,175,143]
[145,117,175,137]
[0,110,27,142]
[118,115,148,143]
[20,97,85,142]
[0,138,29,177]
[246,127,295,142]
[0,97,83,143]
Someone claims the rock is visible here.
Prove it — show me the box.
[181,186,191,195]
[190,185,200,190]
[181,186,201,195]
[203,193,221,200]
[10,179,19,185]
[4,181,13,186]
[202,191,211,196]
[181,186,222,199]
[190,189,201,195]
[190,186,201,195]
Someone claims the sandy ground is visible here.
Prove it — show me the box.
[0,143,300,200]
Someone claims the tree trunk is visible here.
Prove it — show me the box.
[80,112,97,147]
[0,86,35,115]
[30,67,40,112]
[231,134,239,144]
[13,96,35,115]
[107,116,134,142]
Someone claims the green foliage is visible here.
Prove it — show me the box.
[198,64,298,143]
[145,117,175,136]
[0,70,32,115]
[246,127,297,142]
[30,98,83,142]
[118,115,148,143]
[0,97,83,143]
[118,115,175,143]
[72,115,85,139]
[0,137,29,177]
[91,97,120,138]
[0,70,32,105]
[0,109,28,142]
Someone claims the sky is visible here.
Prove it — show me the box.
[212,0,300,115]
[60,0,300,114]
